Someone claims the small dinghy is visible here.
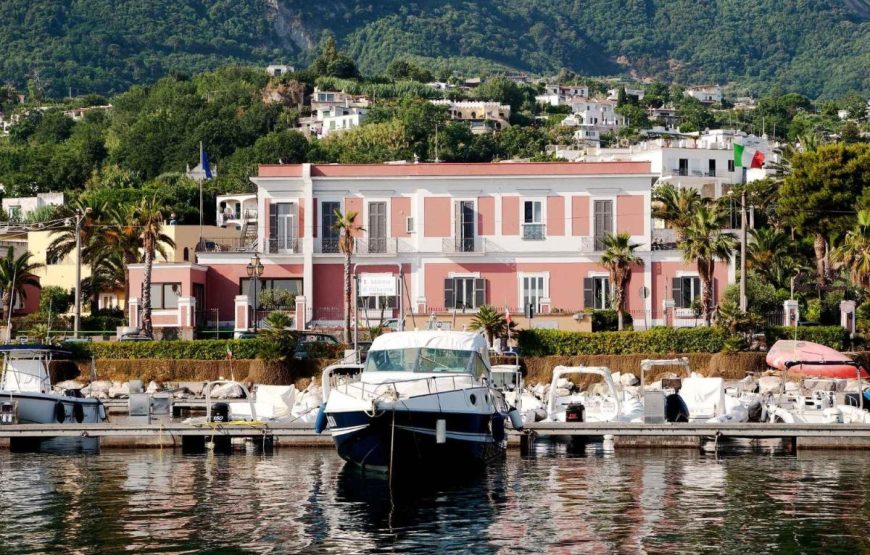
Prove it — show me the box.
[766,340,868,379]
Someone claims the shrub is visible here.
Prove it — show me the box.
[590,309,633,331]
[68,339,263,361]
[517,327,730,356]
[765,326,853,350]
[39,286,72,315]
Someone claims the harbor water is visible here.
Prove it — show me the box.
[1,447,869,554]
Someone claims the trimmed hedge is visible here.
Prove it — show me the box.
[517,327,730,356]
[765,326,853,351]
[68,339,262,361]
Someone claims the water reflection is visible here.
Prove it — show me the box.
[0,449,869,553]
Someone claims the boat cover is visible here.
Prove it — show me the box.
[369,331,487,354]
[680,377,725,420]
[766,340,868,378]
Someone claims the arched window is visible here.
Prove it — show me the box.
[183,247,189,261]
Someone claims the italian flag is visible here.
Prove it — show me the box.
[734,144,765,169]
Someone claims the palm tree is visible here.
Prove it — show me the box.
[470,305,507,347]
[46,198,109,264]
[679,205,736,325]
[832,210,870,291]
[0,247,43,328]
[747,226,792,288]
[135,195,175,337]
[82,251,126,313]
[332,210,363,343]
[652,183,705,242]
[600,232,644,331]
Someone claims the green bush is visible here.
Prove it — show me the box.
[765,326,853,350]
[68,339,263,360]
[39,286,73,315]
[590,310,633,332]
[517,327,730,356]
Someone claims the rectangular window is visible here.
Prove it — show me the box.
[522,200,545,240]
[359,295,397,310]
[583,277,611,310]
[240,278,303,308]
[708,159,716,176]
[321,201,340,253]
[594,199,613,250]
[406,216,415,234]
[149,283,181,310]
[521,275,546,313]
[269,202,297,252]
[444,277,485,310]
[454,201,475,252]
[728,159,735,172]
[672,276,701,309]
[368,201,387,253]
[678,158,689,176]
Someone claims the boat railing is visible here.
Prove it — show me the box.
[203,380,257,421]
[782,360,864,413]
[333,373,478,401]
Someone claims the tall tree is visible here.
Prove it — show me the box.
[600,232,644,331]
[652,183,705,242]
[679,205,736,325]
[134,195,175,336]
[777,143,870,291]
[832,210,870,292]
[747,227,793,288]
[0,247,43,325]
[46,198,109,264]
[333,210,363,343]
[470,305,508,347]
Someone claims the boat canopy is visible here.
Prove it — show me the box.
[369,331,488,356]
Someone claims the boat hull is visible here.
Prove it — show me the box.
[329,409,505,472]
[1,391,104,424]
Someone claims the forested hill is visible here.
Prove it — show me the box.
[2,0,868,99]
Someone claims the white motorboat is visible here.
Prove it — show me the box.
[490,359,543,425]
[318,331,512,472]
[544,366,644,423]
[0,345,106,426]
[764,359,869,424]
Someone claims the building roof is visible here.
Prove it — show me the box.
[256,161,652,178]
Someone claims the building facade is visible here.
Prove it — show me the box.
[129,162,733,334]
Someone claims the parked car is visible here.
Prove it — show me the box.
[294,332,340,360]
[234,330,259,340]
[119,332,153,342]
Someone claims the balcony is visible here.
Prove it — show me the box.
[354,237,411,256]
[316,238,341,254]
[442,236,487,254]
[651,227,679,251]
[522,223,546,241]
[265,238,301,254]
[196,237,256,253]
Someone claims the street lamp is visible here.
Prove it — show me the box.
[246,254,264,331]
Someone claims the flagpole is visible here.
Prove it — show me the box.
[199,141,204,248]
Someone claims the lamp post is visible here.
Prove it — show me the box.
[246,254,264,331]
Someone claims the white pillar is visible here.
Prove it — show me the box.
[784,299,799,328]
[177,296,195,328]
[235,295,251,332]
[129,298,140,329]
[295,295,307,331]
[663,299,675,328]
[840,300,857,335]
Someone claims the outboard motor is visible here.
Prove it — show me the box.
[210,402,229,423]
[565,403,585,423]
[664,394,689,422]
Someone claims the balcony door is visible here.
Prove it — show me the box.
[321,201,340,253]
[270,202,297,253]
[454,201,475,252]
[368,202,387,253]
[593,200,613,250]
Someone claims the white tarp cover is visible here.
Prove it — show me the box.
[1,359,49,393]
[369,330,487,354]
[230,385,296,420]
[680,377,725,419]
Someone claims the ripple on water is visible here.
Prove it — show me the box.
[1,449,869,554]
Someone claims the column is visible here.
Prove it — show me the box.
[235,295,251,332]
[840,300,856,335]
[662,299,675,328]
[295,295,307,331]
[129,298,140,329]
[177,296,195,328]
[783,299,799,328]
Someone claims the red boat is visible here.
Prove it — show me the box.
[766,340,868,379]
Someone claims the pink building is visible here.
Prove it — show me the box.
[128,162,734,334]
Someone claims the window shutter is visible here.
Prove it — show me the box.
[583,278,594,308]
[672,277,683,308]
[269,203,277,241]
[474,278,485,308]
[444,278,455,310]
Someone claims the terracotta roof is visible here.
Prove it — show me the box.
[257,162,651,178]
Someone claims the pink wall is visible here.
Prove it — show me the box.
[391,197,411,238]
[547,196,565,236]
[651,260,729,318]
[313,264,344,314]
[423,262,646,312]
[344,197,363,236]
[424,197,451,237]
[572,196,590,236]
[478,196,495,236]
[617,195,645,236]
[502,196,519,235]
[205,263,303,319]
[19,283,40,315]
[298,202,305,238]
[127,266,208,299]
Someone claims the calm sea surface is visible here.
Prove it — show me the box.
[1,445,868,554]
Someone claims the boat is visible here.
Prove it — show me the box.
[318,331,511,473]
[766,340,869,379]
[0,345,106,425]
[489,355,543,425]
[544,365,644,424]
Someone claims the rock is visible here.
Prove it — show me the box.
[211,383,244,399]
[620,373,639,387]
[758,376,783,394]
[108,381,130,399]
[87,380,113,399]
[56,380,85,391]
[146,381,161,394]
[178,381,207,397]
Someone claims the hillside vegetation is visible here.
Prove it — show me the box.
[1,0,868,98]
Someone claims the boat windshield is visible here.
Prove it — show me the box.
[365,348,483,375]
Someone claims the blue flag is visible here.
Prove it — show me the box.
[200,146,213,180]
